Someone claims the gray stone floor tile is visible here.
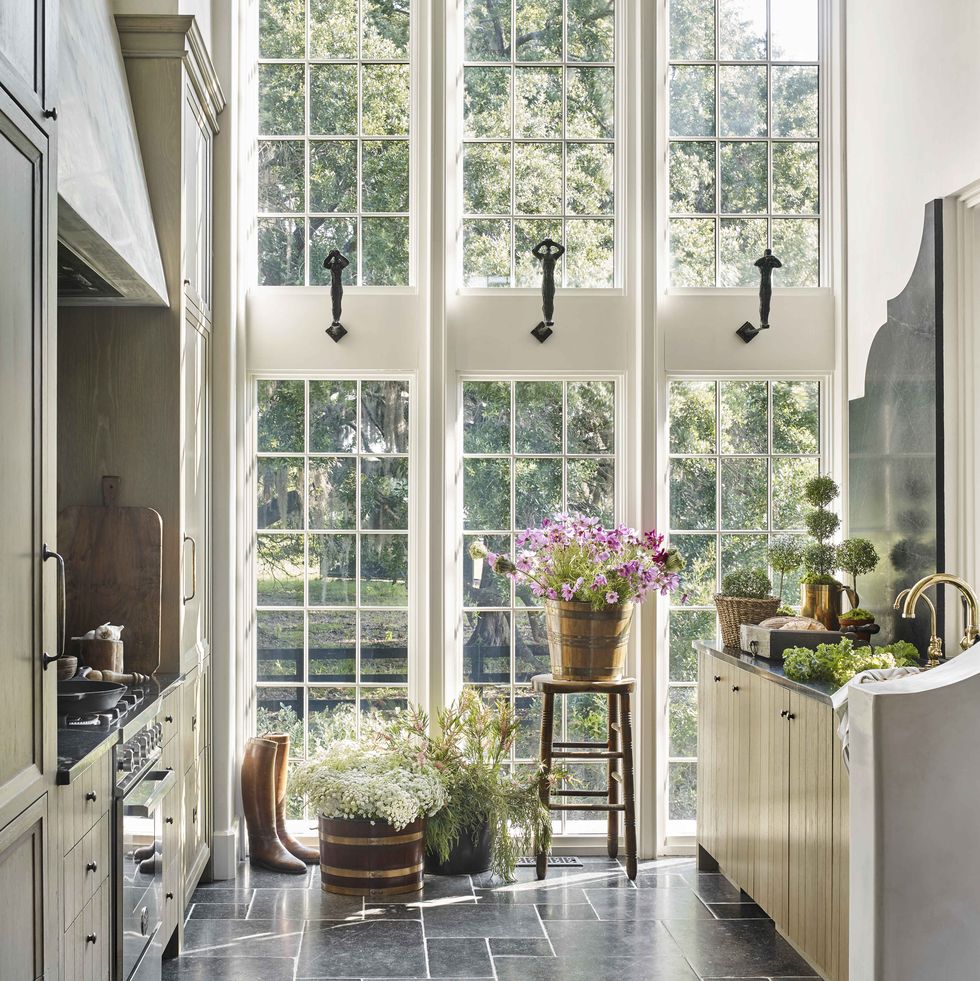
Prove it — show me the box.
[248,887,364,921]
[488,937,554,957]
[426,937,494,978]
[297,919,427,979]
[543,919,693,964]
[188,902,252,919]
[535,902,599,920]
[493,953,699,981]
[180,918,305,959]
[706,901,771,919]
[585,886,713,920]
[664,920,820,978]
[423,902,545,939]
[162,956,298,980]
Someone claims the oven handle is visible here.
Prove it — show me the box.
[122,769,177,817]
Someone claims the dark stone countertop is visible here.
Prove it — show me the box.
[56,673,183,784]
[695,641,837,706]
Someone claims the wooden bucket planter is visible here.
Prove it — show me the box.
[543,599,634,682]
[318,816,425,896]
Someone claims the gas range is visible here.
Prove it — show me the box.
[58,688,149,731]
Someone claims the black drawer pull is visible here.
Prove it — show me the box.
[713,675,721,682]
[86,861,97,873]
[166,892,174,901]
[192,806,198,823]
[786,712,796,721]
[85,791,97,802]
[731,685,739,692]
[192,715,198,731]
[165,715,174,723]
[780,709,789,717]
[86,934,96,944]
[165,816,174,825]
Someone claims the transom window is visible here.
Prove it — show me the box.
[460,0,617,288]
[257,0,412,286]
[461,379,616,833]
[667,0,821,287]
[253,378,411,816]
[666,379,822,830]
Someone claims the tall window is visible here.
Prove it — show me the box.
[460,0,617,288]
[257,0,412,286]
[667,0,820,287]
[461,379,616,833]
[253,378,411,817]
[666,379,821,829]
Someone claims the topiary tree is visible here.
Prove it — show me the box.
[768,535,804,604]
[721,568,772,599]
[837,537,879,595]
[801,475,841,585]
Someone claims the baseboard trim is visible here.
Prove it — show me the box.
[210,822,240,880]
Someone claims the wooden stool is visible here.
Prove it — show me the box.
[532,673,637,880]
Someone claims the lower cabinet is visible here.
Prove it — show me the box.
[0,795,53,981]
[63,880,111,980]
[697,648,849,981]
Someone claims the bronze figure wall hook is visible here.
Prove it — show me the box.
[736,248,782,343]
[531,238,565,343]
[323,249,350,342]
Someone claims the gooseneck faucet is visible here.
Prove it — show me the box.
[900,573,980,652]
[894,588,944,666]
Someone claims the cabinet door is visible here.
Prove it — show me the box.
[183,89,211,315]
[729,671,758,894]
[788,693,834,976]
[180,314,210,664]
[756,681,791,925]
[0,795,52,981]
[162,784,180,944]
[696,651,716,860]
[0,0,50,115]
[0,84,54,830]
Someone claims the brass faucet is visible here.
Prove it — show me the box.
[894,588,944,667]
[900,573,980,654]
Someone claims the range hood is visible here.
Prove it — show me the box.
[58,0,167,306]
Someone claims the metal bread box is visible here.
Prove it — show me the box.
[739,623,843,662]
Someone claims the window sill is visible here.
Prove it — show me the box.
[250,285,419,297]
[456,287,626,298]
[664,286,833,298]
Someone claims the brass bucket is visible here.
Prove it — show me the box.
[543,599,634,682]
[800,584,858,630]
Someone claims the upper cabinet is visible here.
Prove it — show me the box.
[0,0,53,120]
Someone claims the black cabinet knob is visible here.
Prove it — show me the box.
[731,685,740,692]
[166,892,174,900]
[780,709,789,718]
[713,675,721,682]
[85,791,97,802]
[86,861,97,873]
[787,712,796,721]
[43,107,58,120]
[85,934,96,944]
[165,715,174,723]
[165,816,174,825]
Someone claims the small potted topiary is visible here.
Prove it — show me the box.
[714,568,779,648]
[768,535,805,614]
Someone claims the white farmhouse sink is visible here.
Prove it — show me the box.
[848,645,980,979]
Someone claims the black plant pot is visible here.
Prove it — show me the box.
[424,821,492,876]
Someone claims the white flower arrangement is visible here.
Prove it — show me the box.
[290,741,446,831]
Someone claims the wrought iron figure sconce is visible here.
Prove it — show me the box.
[530,238,565,343]
[323,249,350,342]
[736,248,782,343]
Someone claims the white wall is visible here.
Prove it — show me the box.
[846,0,980,399]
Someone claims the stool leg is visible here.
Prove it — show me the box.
[536,691,556,880]
[607,692,619,858]
[620,691,637,880]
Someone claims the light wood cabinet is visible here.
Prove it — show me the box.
[698,647,849,981]
[0,0,54,118]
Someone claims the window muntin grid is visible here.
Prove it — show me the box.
[667,0,821,288]
[253,377,411,818]
[461,379,617,834]
[459,0,617,289]
[257,0,412,286]
[665,378,822,829]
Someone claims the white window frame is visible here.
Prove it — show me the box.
[245,370,424,767]
[452,0,627,293]
[656,369,832,850]
[659,0,833,294]
[250,0,422,292]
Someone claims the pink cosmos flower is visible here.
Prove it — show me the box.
[606,590,619,604]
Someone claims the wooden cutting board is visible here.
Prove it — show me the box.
[57,476,163,676]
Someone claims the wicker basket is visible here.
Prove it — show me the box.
[714,595,780,649]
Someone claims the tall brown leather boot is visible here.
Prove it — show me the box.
[241,737,306,874]
[264,732,319,864]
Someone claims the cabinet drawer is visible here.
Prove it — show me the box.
[162,728,181,775]
[62,879,111,981]
[181,666,201,765]
[63,753,113,851]
[183,754,209,896]
[160,686,180,746]
[63,814,110,934]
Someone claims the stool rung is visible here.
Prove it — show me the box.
[610,772,622,783]
[610,722,622,733]
[552,789,609,798]
[546,803,626,812]
[552,750,623,760]
[554,740,607,750]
